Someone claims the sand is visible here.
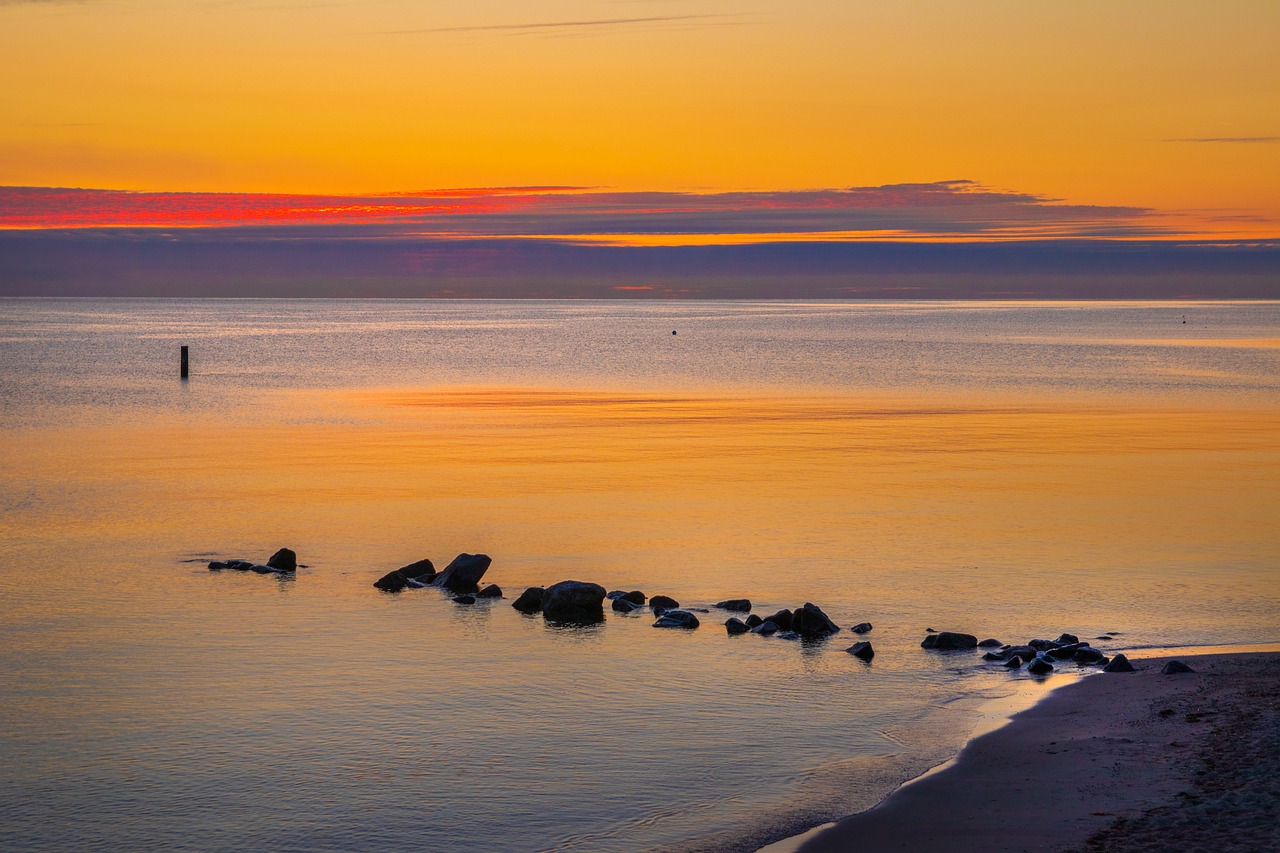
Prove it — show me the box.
[795,651,1280,853]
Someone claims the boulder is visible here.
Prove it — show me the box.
[542,580,606,623]
[653,610,700,629]
[477,584,503,599]
[977,638,1002,647]
[512,587,546,614]
[1003,645,1039,661]
[764,609,794,631]
[373,570,408,592]
[1072,647,1107,665]
[725,617,750,635]
[793,603,841,638]
[1103,654,1135,673]
[982,652,1006,661]
[846,641,875,661]
[1003,655,1024,669]
[1027,657,1054,675]
[921,632,978,650]
[751,621,779,635]
[266,548,297,571]
[745,614,764,628]
[612,597,642,613]
[851,622,873,634]
[431,553,492,593]
[453,594,476,605]
[619,590,646,605]
[398,559,436,580]
[1046,643,1087,661]
[1054,633,1079,646]
[207,561,229,571]
[1162,660,1196,675]
[715,599,752,612]
[1028,639,1057,651]
[649,595,680,611]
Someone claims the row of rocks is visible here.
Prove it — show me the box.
[920,629,1147,676]
[373,553,501,600]
[208,548,298,574]
[723,603,846,641]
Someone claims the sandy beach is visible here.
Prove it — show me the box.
[793,650,1280,853]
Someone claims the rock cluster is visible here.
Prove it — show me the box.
[964,631,1122,676]
[208,548,300,575]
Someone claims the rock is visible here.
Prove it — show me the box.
[373,570,408,592]
[1094,636,1112,640]
[542,580,607,623]
[745,614,764,628]
[612,597,642,613]
[977,638,1002,647]
[921,632,978,650]
[405,578,429,589]
[620,590,646,605]
[431,553,492,593]
[764,609,794,631]
[266,548,297,571]
[512,587,546,614]
[207,561,229,571]
[398,559,436,581]
[1003,645,1039,661]
[1003,655,1024,668]
[925,627,937,633]
[690,608,710,613]
[1103,654,1135,673]
[793,603,841,638]
[649,595,680,611]
[983,652,1006,661]
[851,622,873,634]
[605,590,626,600]
[751,621,779,635]
[715,599,752,612]
[1072,647,1107,665]
[1162,660,1196,675]
[249,565,282,574]
[224,560,254,571]
[653,610,700,629]
[776,631,800,641]
[1028,639,1057,651]
[453,594,476,605]
[477,584,503,599]
[1027,657,1054,675]
[846,641,874,661]
[1046,643,1087,661]
[725,617,750,635]
[1054,633,1079,646]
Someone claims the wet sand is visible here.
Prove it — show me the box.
[793,650,1280,853]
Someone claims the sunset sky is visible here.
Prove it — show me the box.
[2,0,1278,295]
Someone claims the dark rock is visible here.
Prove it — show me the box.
[405,578,430,589]
[512,587,546,614]
[751,621,779,635]
[266,548,297,571]
[793,603,840,638]
[851,622,873,634]
[846,641,875,661]
[1003,645,1039,661]
[1103,654,1135,673]
[224,560,254,570]
[605,590,626,600]
[1095,636,1112,640]
[1028,639,1057,651]
[983,651,1006,661]
[649,595,680,611]
[1027,658,1054,675]
[453,594,476,605]
[690,608,710,613]
[249,565,281,574]
[745,614,764,628]
[977,638,1002,647]
[431,553,492,593]
[373,570,408,592]
[1162,660,1196,675]
[1003,655,1024,669]
[1054,633,1079,646]
[776,631,800,641]
[542,580,606,623]
[398,559,436,580]
[765,609,794,631]
[921,632,978,650]
[1072,647,1107,665]
[620,590,646,605]
[653,610,700,629]
[715,599,752,612]
[207,561,229,571]
[1046,643,1087,661]
[725,617,750,635]
[612,597,642,613]
[477,584,503,599]
[925,627,937,633]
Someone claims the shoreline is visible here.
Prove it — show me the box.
[756,645,1280,853]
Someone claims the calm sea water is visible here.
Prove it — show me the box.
[2,299,1278,852]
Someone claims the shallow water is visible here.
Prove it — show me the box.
[1,299,1278,852]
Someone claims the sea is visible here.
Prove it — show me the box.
[1,298,1278,852]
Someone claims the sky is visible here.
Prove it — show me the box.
[1,0,1278,296]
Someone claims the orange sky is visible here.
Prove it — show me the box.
[1,0,1277,236]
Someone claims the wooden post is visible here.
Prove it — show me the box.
[180,345,189,379]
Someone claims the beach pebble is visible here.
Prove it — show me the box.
[846,641,874,661]
[715,599,752,612]
[851,622,873,634]
[725,617,750,635]
[542,580,607,623]
[477,584,503,599]
[511,586,546,614]
[649,595,680,611]
[373,570,408,592]
[1103,654,1135,673]
[1027,658,1054,675]
[653,610,700,629]
[1162,660,1196,675]
[431,553,492,594]
[921,632,978,650]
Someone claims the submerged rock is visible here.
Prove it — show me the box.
[983,651,1006,661]
[1103,654,1136,673]
[1003,655,1025,669]
[846,641,875,661]
[1162,660,1196,675]
[373,570,408,592]
[512,586,546,614]
[1072,647,1107,665]
[850,622,873,634]
[431,553,492,593]
[266,548,297,572]
[453,594,476,605]
[653,610,700,629]
[476,584,503,599]
[612,597,642,613]
[977,638,1003,647]
[649,595,680,611]
[715,599,752,612]
[398,558,436,581]
[1054,633,1079,646]
[620,590,646,605]
[725,617,750,635]
[921,632,978,650]
[1027,657,1054,675]
[207,561,229,571]
[751,621,780,636]
[542,580,607,623]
